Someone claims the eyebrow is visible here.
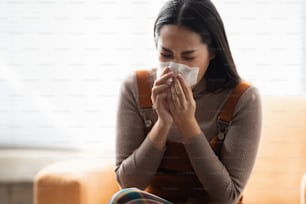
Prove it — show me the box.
[161,46,197,55]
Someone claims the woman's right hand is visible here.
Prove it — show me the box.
[151,67,174,128]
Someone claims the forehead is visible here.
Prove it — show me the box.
[158,25,205,51]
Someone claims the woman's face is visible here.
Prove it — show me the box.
[157,24,214,83]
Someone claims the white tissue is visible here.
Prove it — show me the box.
[157,61,199,87]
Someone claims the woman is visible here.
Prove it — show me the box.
[110,0,262,203]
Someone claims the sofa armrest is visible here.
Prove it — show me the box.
[302,173,306,204]
[34,158,120,204]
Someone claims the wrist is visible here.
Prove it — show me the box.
[148,119,171,150]
[156,118,172,131]
[178,118,201,141]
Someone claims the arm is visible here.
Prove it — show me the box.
[168,75,261,202]
[185,86,262,203]
[115,71,171,189]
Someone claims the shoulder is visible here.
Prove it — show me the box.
[120,68,156,92]
[119,68,156,103]
[240,84,261,104]
[234,83,262,114]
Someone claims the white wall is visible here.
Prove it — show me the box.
[214,0,303,95]
[0,0,304,150]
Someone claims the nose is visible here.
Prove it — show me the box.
[172,57,183,64]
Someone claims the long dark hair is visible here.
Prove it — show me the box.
[154,0,241,92]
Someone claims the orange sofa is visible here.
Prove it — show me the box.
[34,96,306,204]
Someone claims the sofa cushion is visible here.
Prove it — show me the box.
[244,96,306,203]
[34,158,119,204]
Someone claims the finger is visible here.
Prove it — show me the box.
[157,66,171,80]
[151,84,171,102]
[155,92,168,112]
[167,88,175,112]
[170,82,182,110]
[154,71,174,86]
[174,77,186,102]
[177,74,193,102]
[152,84,171,95]
[161,66,171,75]
[173,77,188,110]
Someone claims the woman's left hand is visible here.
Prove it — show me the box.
[168,74,201,141]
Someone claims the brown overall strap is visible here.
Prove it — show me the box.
[210,81,250,152]
[218,81,251,123]
[136,70,152,109]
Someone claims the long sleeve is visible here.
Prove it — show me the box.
[115,72,165,189]
[115,70,262,203]
[184,86,262,203]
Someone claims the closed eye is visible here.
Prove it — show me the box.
[160,53,173,59]
[183,56,195,61]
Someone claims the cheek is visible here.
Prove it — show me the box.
[197,67,207,82]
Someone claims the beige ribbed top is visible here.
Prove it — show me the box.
[115,69,262,203]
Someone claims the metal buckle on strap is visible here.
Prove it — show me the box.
[217,118,231,141]
[141,108,153,128]
[144,119,152,128]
